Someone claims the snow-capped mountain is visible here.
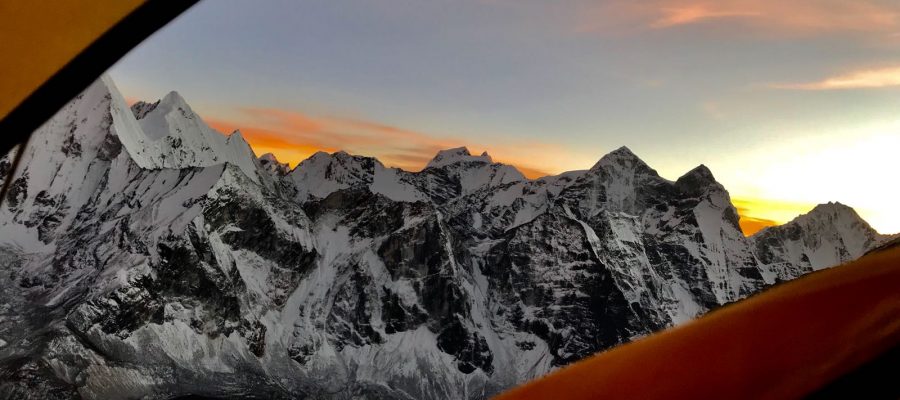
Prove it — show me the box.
[751,202,887,281]
[0,76,892,399]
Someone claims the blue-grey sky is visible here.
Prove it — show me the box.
[110,0,900,233]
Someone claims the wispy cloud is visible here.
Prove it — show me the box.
[650,5,759,29]
[771,66,900,90]
[206,107,573,178]
[577,0,900,36]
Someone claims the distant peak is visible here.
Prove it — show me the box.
[766,201,880,239]
[591,146,654,174]
[427,147,492,168]
[259,152,279,162]
[444,146,471,156]
[779,201,872,232]
[130,100,159,120]
[808,201,856,217]
[679,164,715,183]
[675,164,719,194]
[151,91,197,119]
[612,145,635,156]
[298,150,379,167]
[161,90,189,106]
[226,129,251,147]
[258,152,290,176]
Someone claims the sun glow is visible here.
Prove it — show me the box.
[718,126,900,235]
[732,198,818,236]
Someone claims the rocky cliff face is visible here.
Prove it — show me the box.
[0,77,892,399]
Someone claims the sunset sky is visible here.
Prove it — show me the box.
[109,0,900,235]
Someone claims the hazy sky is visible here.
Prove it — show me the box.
[109,0,900,234]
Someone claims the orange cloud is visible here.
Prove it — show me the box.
[578,0,900,36]
[651,5,759,29]
[771,66,900,90]
[206,107,566,177]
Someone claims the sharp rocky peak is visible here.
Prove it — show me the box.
[259,152,281,163]
[144,91,198,123]
[258,152,290,176]
[427,147,493,168]
[591,146,657,176]
[130,100,160,120]
[675,164,720,194]
[227,129,249,144]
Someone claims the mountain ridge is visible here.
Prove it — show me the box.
[0,76,892,399]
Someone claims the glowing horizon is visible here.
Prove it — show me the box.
[109,0,900,236]
[200,106,897,235]
[209,116,889,236]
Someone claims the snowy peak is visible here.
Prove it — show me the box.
[791,202,876,235]
[226,130,254,154]
[138,91,201,141]
[288,150,384,201]
[591,146,658,176]
[297,150,383,172]
[258,152,290,176]
[112,87,263,184]
[160,90,191,111]
[426,147,493,168]
[751,201,883,273]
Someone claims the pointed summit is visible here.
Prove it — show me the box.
[675,164,719,195]
[681,164,715,181]
[99,79,264,183]
[427,147,492,168]
[227,129,249,146]
[160,90,191,109]
[591,146,657,176]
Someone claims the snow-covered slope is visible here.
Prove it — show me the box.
[0,76,890,400]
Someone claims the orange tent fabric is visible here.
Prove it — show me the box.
[0,1,144,121]
[496,247,900,399]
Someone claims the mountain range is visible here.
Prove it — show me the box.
[0,76,892,399]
